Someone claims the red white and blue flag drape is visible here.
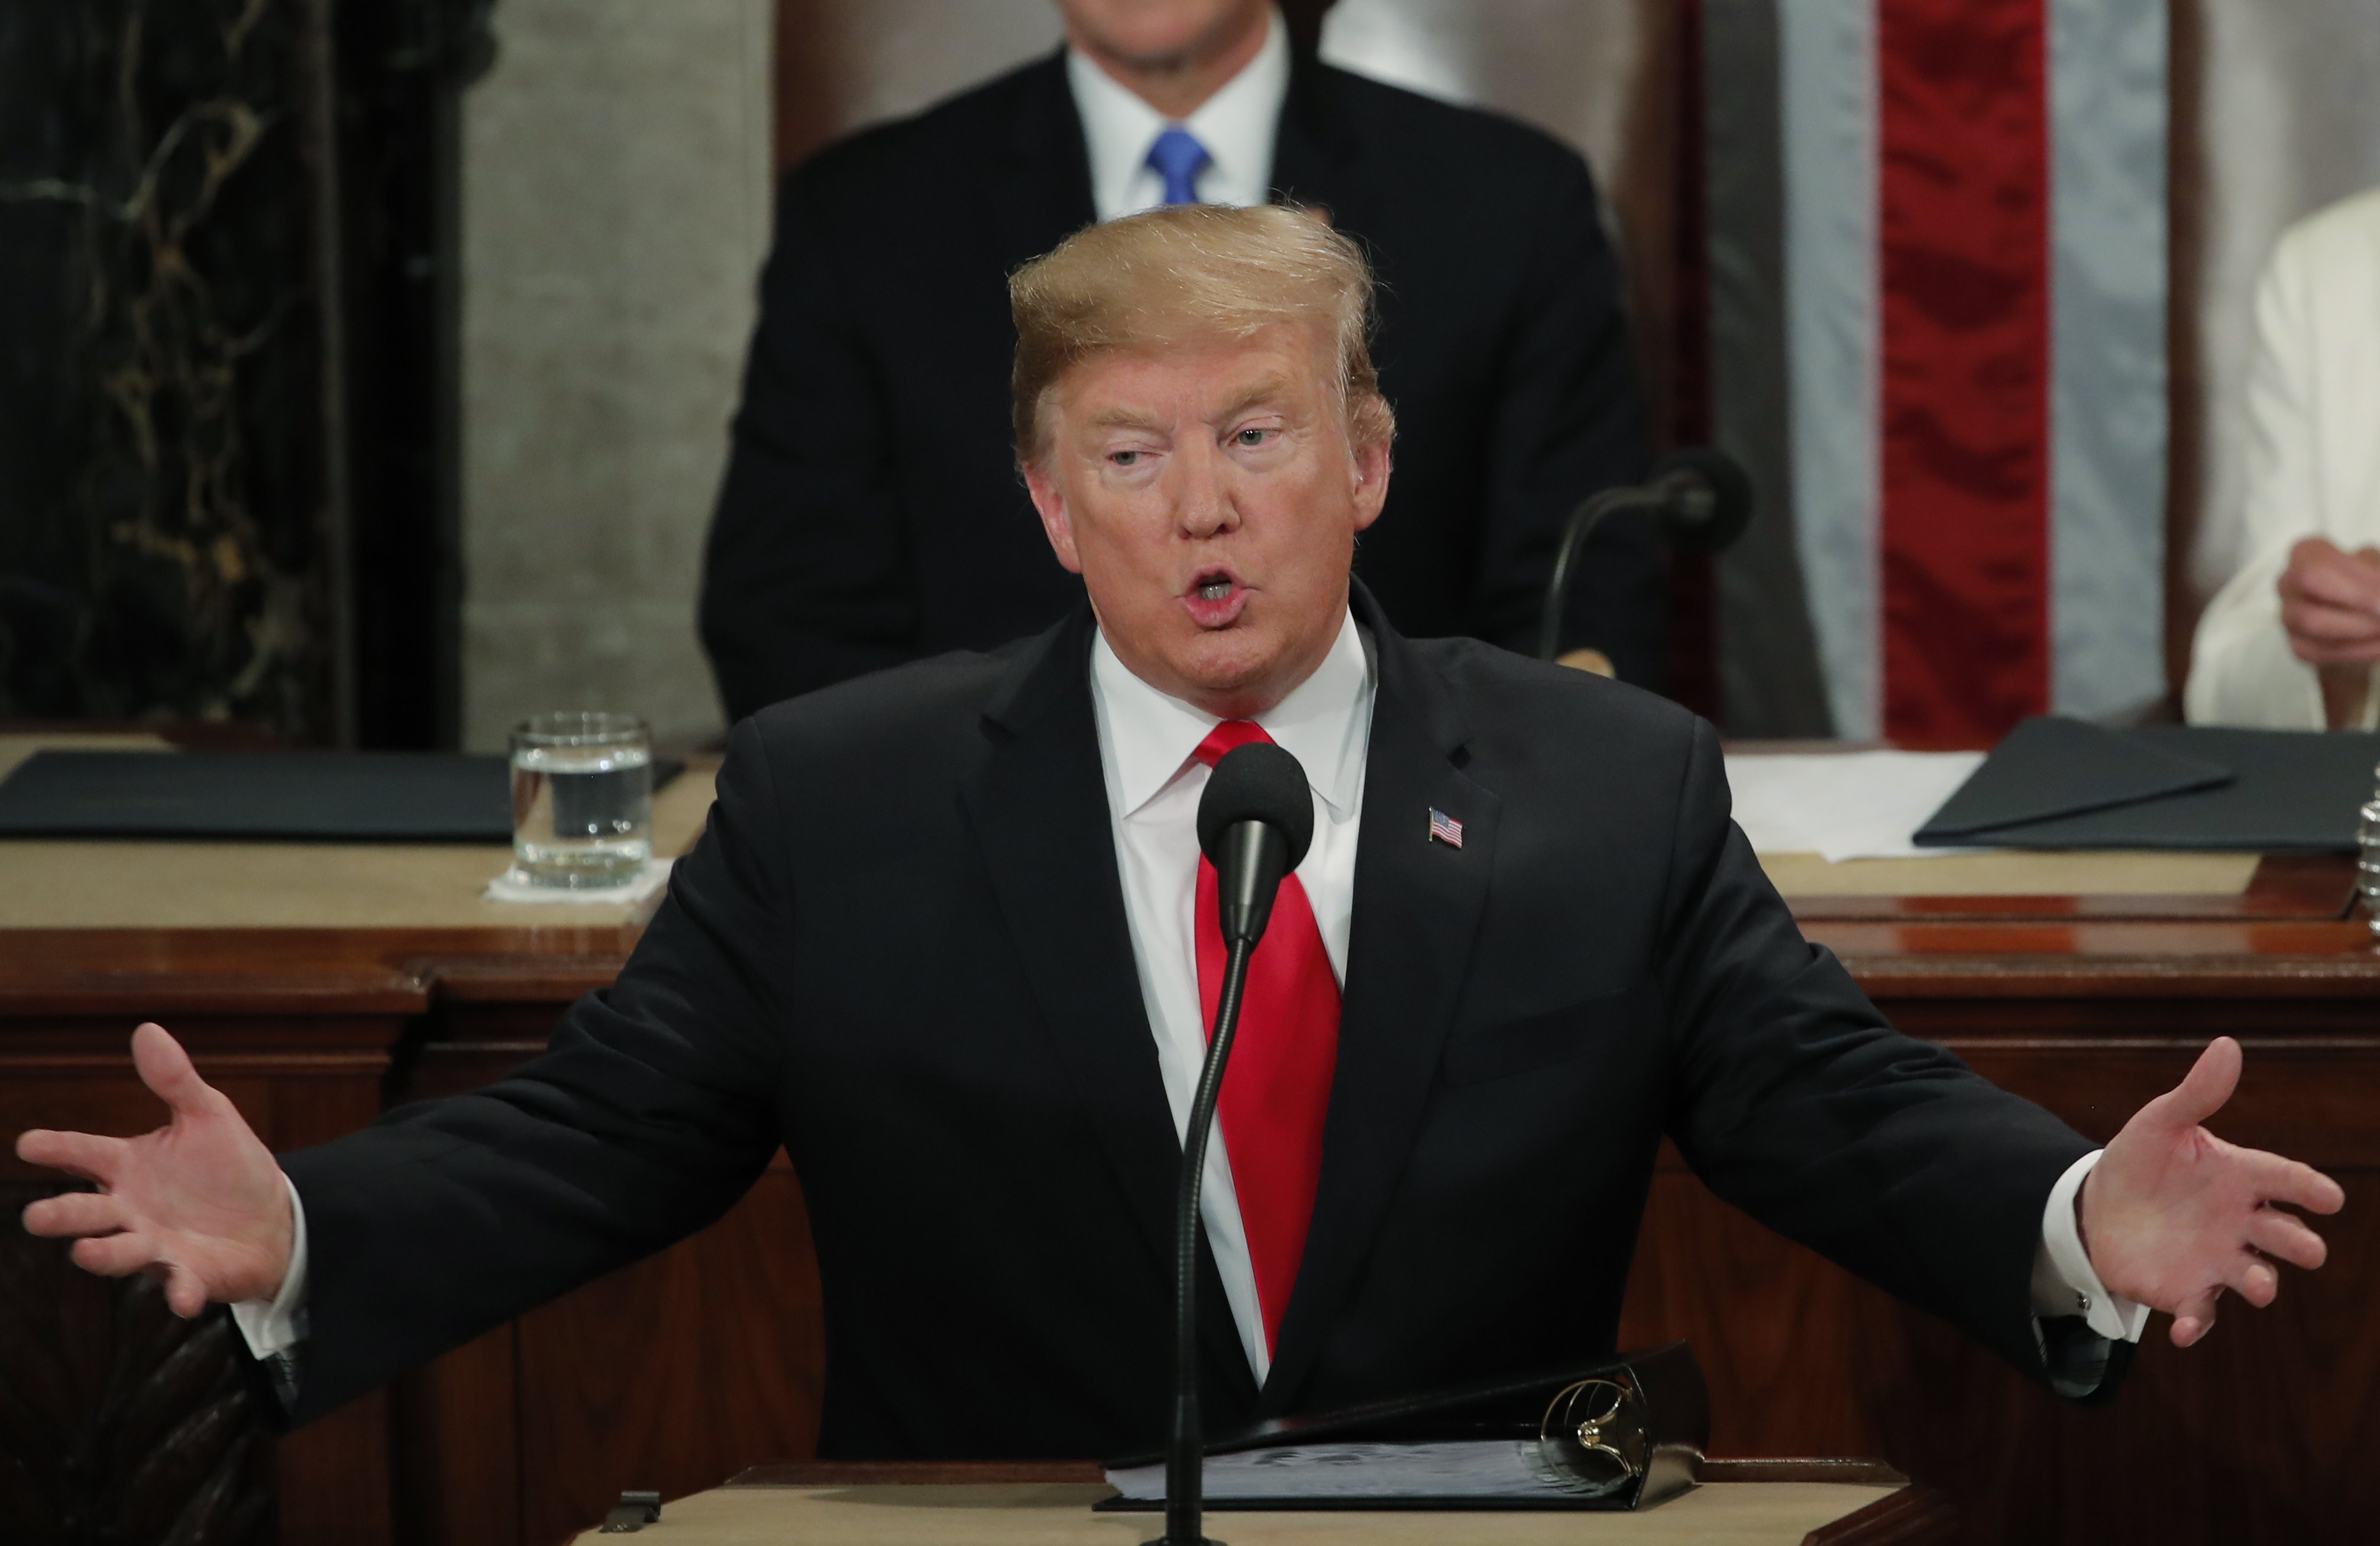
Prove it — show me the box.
[1777,0,2167,742]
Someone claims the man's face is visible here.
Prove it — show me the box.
[1024,324,1391,718]
[1054,0,1269,70]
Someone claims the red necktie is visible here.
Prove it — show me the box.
[1192,721,1341,1359]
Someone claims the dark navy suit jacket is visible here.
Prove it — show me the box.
[699,48,1663,722]
[277,590,2120,1456]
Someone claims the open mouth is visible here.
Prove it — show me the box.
[1182,567,1249,627]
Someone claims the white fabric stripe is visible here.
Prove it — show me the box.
[1779,0,1880,740]
[2049,0,2169,720]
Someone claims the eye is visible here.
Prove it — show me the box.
[1110,449,1141,467]
[1236,428,1271,448]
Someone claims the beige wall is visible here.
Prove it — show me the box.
[459,0,773,752]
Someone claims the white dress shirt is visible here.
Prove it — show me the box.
[1066,7,1290,222]
[1089,607,1373,1382]
[235,608,2145,1374]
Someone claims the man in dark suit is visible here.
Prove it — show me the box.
[699,0,1661,722]
[21,206,2339,1461]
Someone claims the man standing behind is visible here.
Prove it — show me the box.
[700,0,1659,722]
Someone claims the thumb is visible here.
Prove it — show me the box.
[161,1262,212,1320]
[2155,1036,2242,1130]
[130,1023,215,1120]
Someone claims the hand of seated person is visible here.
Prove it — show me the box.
[2080,1036,2344,1347]
[17,1022,293,1317]
[2276,538,2380,724]
[2277,536,2380,666]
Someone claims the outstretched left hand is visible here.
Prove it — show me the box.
[2080,1037,2345,1348]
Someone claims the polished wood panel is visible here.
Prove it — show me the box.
[1786,852,2358,921]
[0,994,402,1546]
[0,1183,274,1546]
[7,872,2378,1543]
[1612,890,2380,1545]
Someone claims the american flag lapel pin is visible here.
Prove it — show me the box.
[1428,807,1463,848]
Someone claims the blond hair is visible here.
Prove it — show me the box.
[1008,203,1395,465]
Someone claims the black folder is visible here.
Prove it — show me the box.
[0,750,681,842]
[1912,717,2380,852]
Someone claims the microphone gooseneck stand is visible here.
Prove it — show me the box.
[1534,483,1670,662]
[1159,930,1255,1546]
[1157,747,1312,1546]
[1534,446,1755,664]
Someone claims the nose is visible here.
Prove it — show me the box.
[1172,438,1240,541]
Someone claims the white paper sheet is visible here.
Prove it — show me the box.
[1105,1440,1611,1503]
[1723,751,1988,862]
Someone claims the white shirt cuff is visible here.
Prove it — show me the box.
[229,1173,310,1360]
[2030,1149,2151,1343]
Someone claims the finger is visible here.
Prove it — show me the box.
[2246,1207,2329,1270]
[2169,1288,2221,1348]
[2223,1254,2280,1309]
[130,1023,218,1120]
[2151,1037,2241,1130]
[14,1128,130,1183]
[2294,641,2380,667]
[2241,1151,2347,1215]
[162,1262,210,1319]
[2280,600,2380,644]
[2287,544,2380,608]
[2287,569,2380,613]
[69,1230,164,1279]
[20,1191,132,1240]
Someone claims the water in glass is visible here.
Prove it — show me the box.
[510,713,652,887]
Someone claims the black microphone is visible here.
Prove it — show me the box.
[1534,445,1756,662]
[1155,740,1315,1546]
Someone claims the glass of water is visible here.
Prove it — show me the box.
[510,711,652,888]
[2359,796,2380,937]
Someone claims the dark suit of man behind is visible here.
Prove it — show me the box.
[277,591,2097,1456]
[700,50,1660,720]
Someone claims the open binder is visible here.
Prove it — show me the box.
[0,749,684,842]
[1912,717,2380,852]
[1098,1342,1708,1512]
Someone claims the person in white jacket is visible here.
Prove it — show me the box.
[2187,187,2380,730]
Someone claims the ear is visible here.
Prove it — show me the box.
[1349,432,1392,534]
[1024,457,1084,575]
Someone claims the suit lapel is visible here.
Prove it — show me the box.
[1258,595,1502,1414]
[959,611,1253,1398]
[987,50,1098,268]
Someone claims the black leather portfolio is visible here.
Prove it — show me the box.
[1913,719,2380,852]
[1098,1343,1708,1512]
[0,750,682,842]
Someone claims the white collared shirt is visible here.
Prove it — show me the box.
[1089,607,1373,1382]
[1066,7,1291,222]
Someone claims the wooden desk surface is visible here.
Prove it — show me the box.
[0,731,2369,1008]
[571,1461,1926,1546]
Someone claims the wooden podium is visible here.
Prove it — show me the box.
[567,1461,1951,1546]
[4,729,2375,1544]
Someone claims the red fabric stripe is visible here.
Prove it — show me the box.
[1875,0,2052,743]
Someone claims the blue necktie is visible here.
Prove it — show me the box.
[1146,126,1211,206]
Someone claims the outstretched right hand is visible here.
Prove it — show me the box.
[17,1022,295,1318]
